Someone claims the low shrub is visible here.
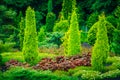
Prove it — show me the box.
[3,67,77,80]
[1,52,25,64]
[101,69,120,80]
[112,62,120,69]
[81,70,101,80]
[0,40,15,53]
[106,56,120,64]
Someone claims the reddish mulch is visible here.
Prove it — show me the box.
[4,53,91,71]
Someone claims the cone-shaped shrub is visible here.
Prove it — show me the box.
[68,9,81,55]
[46,12,56,32]
[19,17,25,50]
[61,0,72,20]
[91,14,109,71]
[38,27,45,42]
[23,7,38,65]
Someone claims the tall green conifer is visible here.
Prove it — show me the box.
[22,7,38,65]
[68,9,81,55]
[19,17,25,50]
[62,0,72,20]
[91,14,109,71]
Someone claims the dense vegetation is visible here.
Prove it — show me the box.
[0,0,120,80]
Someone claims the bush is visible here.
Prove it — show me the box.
[22,6,38,65]
[110,29,120,55]
[3,67,77,80]
[1,52,25,64]
[81,71,101,80]
[53,20,69,33]
[91,14,109,71]
[0,40,15,53]
[39,32,64,48]
[101,69,120,79]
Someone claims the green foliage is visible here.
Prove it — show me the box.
[48,0,53,12]
[19,17,25,50]
[53,20,69,33]
[0,40,15,53]
[39,32,64,48]
[110,29,120,54]
[101,69,120,79]
[46,12,56,32]
[38,27,46,42]
[61,0,72,20]
[37,53,56,61]
[81,31,88,43]
[61,31,69,55]
[86,11,99,28]
[1,52,25,64]
[68,10,81,55]
[91,14,109,71]
[87,18,115,46]
[23,6,38,65]
[3,67,77,80]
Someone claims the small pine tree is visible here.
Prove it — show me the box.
[46,12,56,32]
[22,7,38,65]
[91,14,109,71]
[38,27,46,42]
[19,17,25,50]
[68,10,81,55]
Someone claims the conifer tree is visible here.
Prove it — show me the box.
[62,0,72,20]
[46,0,56,32]
[22,7,38,65]
[19,17,25,50]
[91,14,109,71]
[68,9,81,55]
[38,27,45,42]
[48,0,53,12]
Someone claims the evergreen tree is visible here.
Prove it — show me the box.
[91,14,109,71]
[48,0,53,12]
[22,7,38,65]
[61,0,72,20]
[46,12,56,32]
[19,17,25,50]
[68,9,81,55]
[38,27,46,42]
